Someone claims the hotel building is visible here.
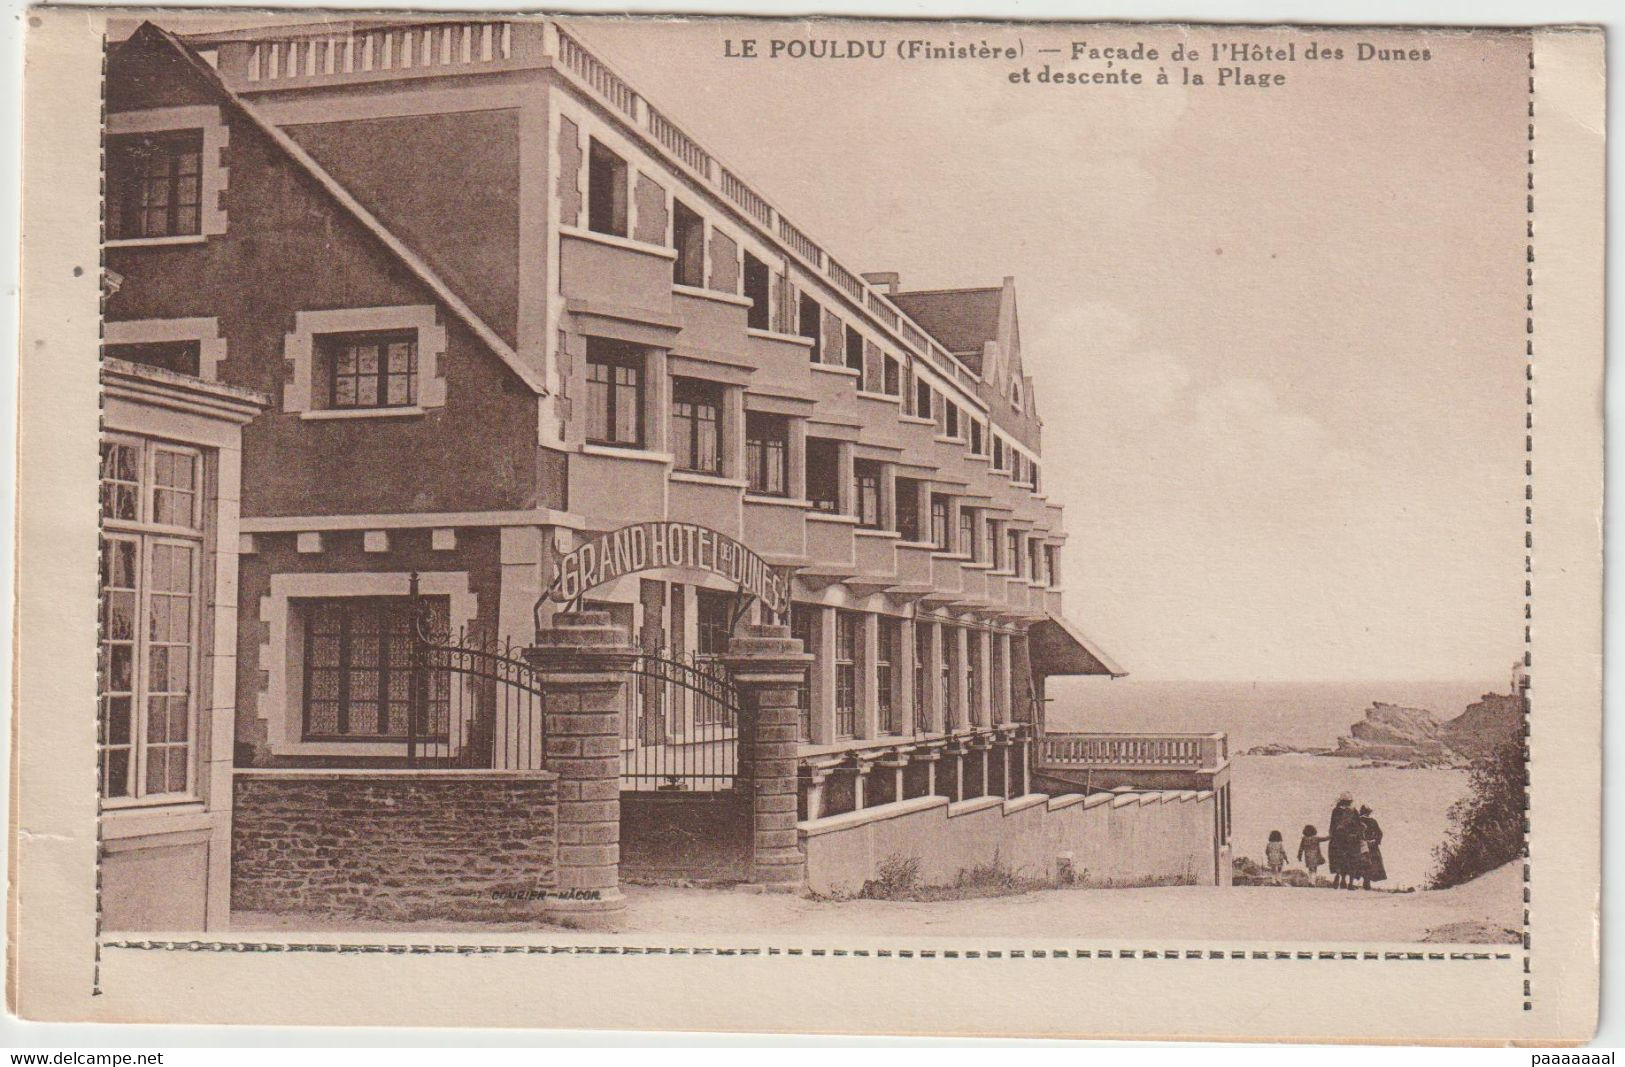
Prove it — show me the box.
[100,18,1224,920]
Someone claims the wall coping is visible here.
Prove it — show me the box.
[235,768,559,781]
[1002,794,1048,816]
[1082,793,1113,809]
[799,795,948,838]
[947,795,1006,818]
[1046,793,1086,812]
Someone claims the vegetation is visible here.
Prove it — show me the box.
[1428,729,1527,889]
[855,850,1052,901]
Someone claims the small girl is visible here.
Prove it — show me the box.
[1265,830,1288,874]
[1298,824,1329,880]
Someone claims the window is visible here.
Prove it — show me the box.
[970,419,983,455]
[585,339,644,447]
[806,438,841,513]
[790,604,816,741]
[106,340,201,377]
[671,377,723,474]
[883,356,900,397]
[1012,378,1024,410]
[966,635,983,725]
[958,508,976,560]
[302,596,449,742]
[696,589,734,656]
[986,517,1001,569]
[743,253,771,331]
[1029,539,1042,583]
[321,330,417,409]
[877,619,898,734]
[942,629,958,729]
[1008,531,1023,577]
[913,623,930,734]
[587,139,629,237]
[835,611,859,738]
[799,293,821,352]
[915,380,933,420]
[745,412,789,496]
[1031,463,1040,492]
[99,437,204,801]
[673,199,705,286]
[108,130,203,240]
[854,460,883,530]
[844,325,863,372]
[993,436,1005,471]
[930,494,951,551]
[944,401,960,440]
[1046,545,1060,588]
[895,477,921,541]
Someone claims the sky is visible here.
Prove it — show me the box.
[575,20,1529,683]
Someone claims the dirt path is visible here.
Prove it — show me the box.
[615,861,1520,942]
[231,862,1520,944]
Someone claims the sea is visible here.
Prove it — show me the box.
[1045,677,1498,753]
[1044,677,1504,889]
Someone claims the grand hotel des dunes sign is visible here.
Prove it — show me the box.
[543,521,791,616]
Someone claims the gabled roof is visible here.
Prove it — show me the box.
[112,23,546,396]
[889,287,1003,373]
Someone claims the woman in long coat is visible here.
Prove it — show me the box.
[1358,805,1387,889]
[1327,795,1360,890]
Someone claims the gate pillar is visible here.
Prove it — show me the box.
[525,611,634,929]
[723,624,813,889]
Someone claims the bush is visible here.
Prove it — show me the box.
[1429,729,1526,889]
[857,854,922,899]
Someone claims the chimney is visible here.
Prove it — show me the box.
[861,271,900,295]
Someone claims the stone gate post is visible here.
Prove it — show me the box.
[524,610,634,929]
[723,624,813,889]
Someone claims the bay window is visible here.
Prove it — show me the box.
[835,611,859,738]
[671,377,723,474]
[854,460,883,529]
[99,436,203,801]
[930,494,951,551]
[806,438,841,512]
[673,199,705,286]
[585,338,644,447]
[745,412,789,496]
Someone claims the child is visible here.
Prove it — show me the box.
[1265,830,1288,874]
[1298,824,1329,881]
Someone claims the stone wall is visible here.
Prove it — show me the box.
[233,769,559,922]
[801,789,1223,897]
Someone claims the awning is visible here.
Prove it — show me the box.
[1027,613,1127,678]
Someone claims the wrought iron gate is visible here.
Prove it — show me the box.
[406,576,547,769]
[620,649,740,791]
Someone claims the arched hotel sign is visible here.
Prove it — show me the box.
[544,521,790,614]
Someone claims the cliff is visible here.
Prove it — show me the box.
[1331,694,1523,765]
[1245,691,1526,765]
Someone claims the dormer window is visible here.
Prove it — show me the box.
[108,130,203,240]
[1011,378,1024,410]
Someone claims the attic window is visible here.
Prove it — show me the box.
[108,130,204,240]
[1011,378,1024,411]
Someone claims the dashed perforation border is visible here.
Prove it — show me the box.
[104,940,1514,963]
[1522,42,1536,1014]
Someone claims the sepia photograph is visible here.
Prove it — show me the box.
[8,6,1605,1042]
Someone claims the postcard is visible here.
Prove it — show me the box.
[9,8,1604,1042]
